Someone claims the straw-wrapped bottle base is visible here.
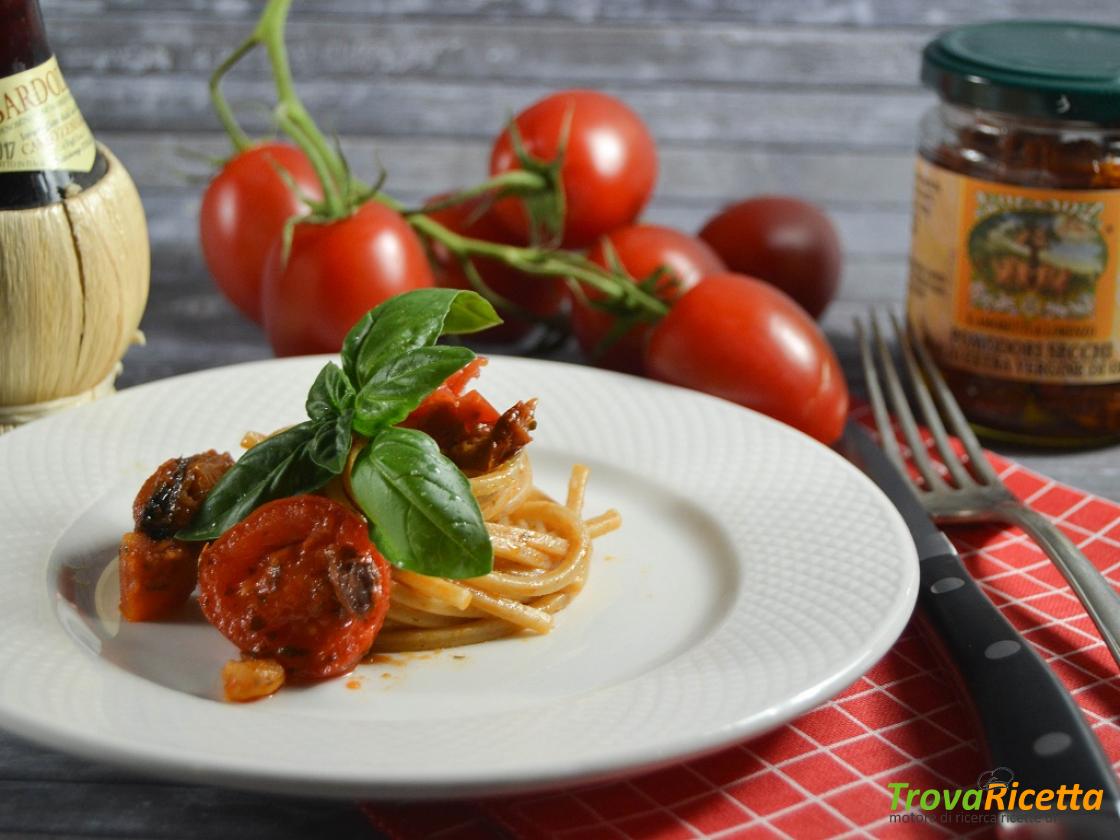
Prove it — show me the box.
[0,364,121,434]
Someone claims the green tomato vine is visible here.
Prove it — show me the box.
[207,0,670,328]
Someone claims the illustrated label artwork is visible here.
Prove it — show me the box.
[908,156,1120,384]
[0,56,96,174]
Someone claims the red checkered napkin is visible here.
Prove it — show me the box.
[363,424,1120,840]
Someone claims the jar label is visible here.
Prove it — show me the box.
[908,156,1120,384]
[0,56,96,174]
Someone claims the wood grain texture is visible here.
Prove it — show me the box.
[39,0,1120,26]
[67,74,929,149]
[8,3,1119,838]
[47,16,930,88]
[0,739,375,840]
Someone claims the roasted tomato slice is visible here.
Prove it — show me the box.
[403,357,500,440]
[133,450,235,539]
[119,533,201,622]
[443,357,488,396]
[197,496,391,680]
[120,450,234,622]
[402,358,536,474]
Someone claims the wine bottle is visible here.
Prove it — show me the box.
[0,0,107,209]
[0,0,148,429]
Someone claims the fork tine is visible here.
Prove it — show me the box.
[889,313,974,489]
[869,312,947,491]
[854,317,906,473]
[907,326,1002,486]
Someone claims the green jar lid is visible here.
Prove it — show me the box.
[922,21,1120,124]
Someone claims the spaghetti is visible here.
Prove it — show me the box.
[318,447,622,653]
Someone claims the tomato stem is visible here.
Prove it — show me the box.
[372,189,668,319]
[408,213,670,319]
[254,0,352,210]
[208,36,256,154]
[406,170,550,215]
[275,106,344,217]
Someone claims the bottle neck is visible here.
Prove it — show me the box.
[0,0,52,76]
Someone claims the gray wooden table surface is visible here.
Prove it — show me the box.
[4,1,1119,837]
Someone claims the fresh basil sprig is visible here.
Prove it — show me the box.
[178,289,501,580]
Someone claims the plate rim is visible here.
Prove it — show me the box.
[0,355,919,800]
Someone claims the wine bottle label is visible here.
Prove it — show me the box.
[0,56,96,174]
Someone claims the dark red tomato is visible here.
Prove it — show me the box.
[443,357,488,395]
[490,90,657,249]
[197,495,391,681]
[575,224,725,374]
[261,202,434,356]
[199,143,321,323]
[645,272,848,443]
[402,357,500,434]
[426,196,565,343]
[698,196,842,319]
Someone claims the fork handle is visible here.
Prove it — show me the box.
[996,502,1120,672]
[919,550,1120,804]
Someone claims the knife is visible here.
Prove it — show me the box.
[838,422,1120,830]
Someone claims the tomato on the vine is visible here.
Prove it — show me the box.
[575,224,724,374]
[426,197,565,343]
[490,90,657,249]
[199,142,321,323]
[261,202,434,356]
[198,495,391,681]
[698,196,842,319]
[645,272,848,443]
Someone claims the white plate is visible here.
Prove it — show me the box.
[0,356,917,800]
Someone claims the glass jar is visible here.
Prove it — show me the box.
[907,21,1120,446]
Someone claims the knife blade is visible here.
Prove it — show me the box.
[838,421,1120,829]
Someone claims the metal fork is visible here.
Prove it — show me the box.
[856,312,1120,670]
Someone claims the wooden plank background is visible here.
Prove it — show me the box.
[4,3,1119,838]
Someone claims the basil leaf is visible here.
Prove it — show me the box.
[308,411,353,474]
[341,289,500,387]
[177,422,335,541]
[441,292,502,336]
[349,427,493,578]
[352,345,475,436]
[306,362,355,421]
[340,310,376,387]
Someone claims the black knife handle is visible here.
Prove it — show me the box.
[918,551,1119,801]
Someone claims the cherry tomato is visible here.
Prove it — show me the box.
[261,202,434,356]
[198,495,391,681]
[199,143,321,323]
[698,197,842,319]
[575,224,725,374]
[426,196,565,343]
[645,272,848,443]
[490,90,657,248]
